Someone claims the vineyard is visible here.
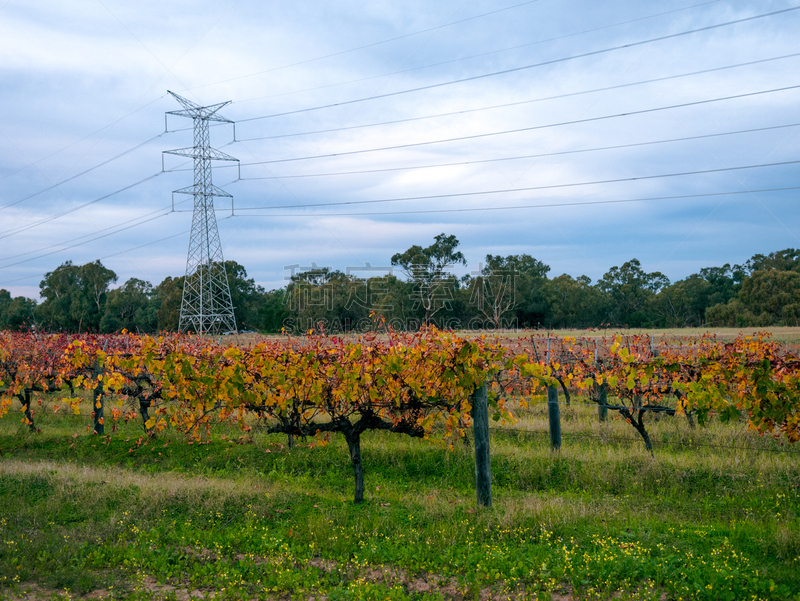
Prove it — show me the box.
[1,327,799,600]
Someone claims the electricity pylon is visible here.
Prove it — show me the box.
[163,91,238,335]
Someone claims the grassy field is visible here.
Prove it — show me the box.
[507,327,800,344]
[1,393,799,600]
[225,327,800,348]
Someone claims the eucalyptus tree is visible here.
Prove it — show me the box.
[391,233,466,326]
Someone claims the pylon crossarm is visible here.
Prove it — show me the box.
[167,91,233,121]
[167,90,200,111]
[166,109,234,123]
[208,184,233,198]
[163,147,238,161]
[163,147,198,159]
[206,148,238,162]
[204,113,234,123]
[171,184,233,198]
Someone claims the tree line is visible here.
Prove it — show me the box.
[1,234,798,333]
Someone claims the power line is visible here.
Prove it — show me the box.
[0,94,167,184]
[235,122,800,180]
[0,218,213,288]
[0,173,164,241]
[0,210,172,269]
[229,1,727,106]
[0,238,174,288]
[235,6,800,123]
[232,186,800,218]
[0,225,205,288]
[6,171,793,276]
[229,85,800,168]
[235,53,800,143]
[96,221,229,261]
[4,8,796,275]
[232,161,800,212]
[0,133,167,211]
[0,197,180,265]
[183,0,546,93]
[0,178,237,268]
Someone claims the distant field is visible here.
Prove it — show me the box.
[508,326,800,343]
[223,326,800,348]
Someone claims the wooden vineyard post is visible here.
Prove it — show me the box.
[597,381,608,422]
[548,384,561,451]
[471,382,492,508]
[595,341,608,422]
[547,338,561,451]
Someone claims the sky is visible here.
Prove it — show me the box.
[1,0,799,299]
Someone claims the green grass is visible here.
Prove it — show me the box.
[0,395,799,600]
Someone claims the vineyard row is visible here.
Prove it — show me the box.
[1,328,798,502]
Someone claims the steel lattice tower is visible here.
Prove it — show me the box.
[163,91,239,335]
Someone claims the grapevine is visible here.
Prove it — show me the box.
[1,329,798,499]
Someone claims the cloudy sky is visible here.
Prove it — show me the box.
[1,0,799,298]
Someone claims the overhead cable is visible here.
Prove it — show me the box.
[96,225,208,261]
[0,94,167,184]
[235,6,800,123]
[0,225,191,288]
[0,195,194,266]
[0,212,173,270]
[229,1,726,105]
[232,186,800,218]
[236,53,800,142]
[232,161,800,211]
[0,173,164,240]
[184,0,546,92]
[225,85,800,168]
[1,133,167,211]
[237,122,800,180]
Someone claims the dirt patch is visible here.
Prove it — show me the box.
[138,576,216,600]
[0,584,114,600]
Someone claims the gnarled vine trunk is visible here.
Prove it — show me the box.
[344,429,365,504]
[19,390,35,431]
